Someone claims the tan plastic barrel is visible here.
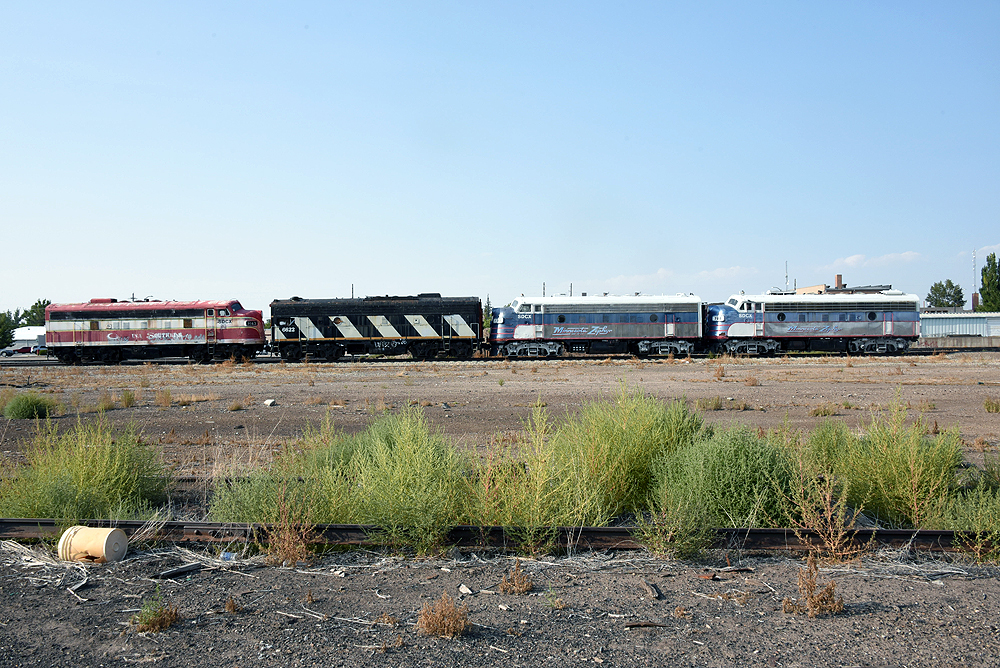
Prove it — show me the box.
[57,526,128,563]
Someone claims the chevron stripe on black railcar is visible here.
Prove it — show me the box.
[269,293,482,361]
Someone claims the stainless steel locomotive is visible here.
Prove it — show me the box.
[704,290,920,355]
[270,294,482,361]
[489,294,703,357]
[45,298,266,364]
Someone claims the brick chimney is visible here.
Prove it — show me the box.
[835,274,844,289]
[973,293,980,311]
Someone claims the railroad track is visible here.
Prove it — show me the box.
[0,518,965,553]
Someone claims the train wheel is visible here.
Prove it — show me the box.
[282,344,302,362]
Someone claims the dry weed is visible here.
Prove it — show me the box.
[130,590,181,632]
[782,554,845,618]
[155,389,172,407]
[744,375,760,387]
[224,596,242,613]
[713,364,726,380]
[499,559,534,594]
[264,492,316,567]
[373,612,400,626]
[417,592,470,638]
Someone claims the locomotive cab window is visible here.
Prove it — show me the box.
[534,305,542,312]
[219,310,229,317]
[519,304,532,313]
[207,309,214,316]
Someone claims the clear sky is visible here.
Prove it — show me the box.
[2,2,997,314]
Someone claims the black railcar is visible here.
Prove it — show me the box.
[270,294,482,361]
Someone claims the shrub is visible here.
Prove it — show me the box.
[834,403,963,528]
[212,407,466,554]
[782,554,844,618]
[985,397,1000,414]
[3,392,59,419]
[417,592,469,638]
[0,420,168,522]
[130,587,180,632]
[651,425,792,528]
[546,387,705,523]
[498,559,534,594]
[694,396,722,411]
[465,391,706,532]
[810,403,839,417]
[942,484,1000,564]
[120,390,137,408]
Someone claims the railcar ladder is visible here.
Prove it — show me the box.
[206,309,216,359]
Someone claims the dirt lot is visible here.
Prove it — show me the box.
[2,353,1000,476]
[2,353,1000,667]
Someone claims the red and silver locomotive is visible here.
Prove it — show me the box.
[45,298,266,364]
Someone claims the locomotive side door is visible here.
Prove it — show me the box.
[754,303,764,337]
[206,308,216,354]
[883,312,894,336]
[535,305,543,338]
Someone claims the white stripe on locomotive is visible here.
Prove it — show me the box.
[367,315,402,338]
[444,314,476,338]
[404,314,438,338]
[330,316,363,338]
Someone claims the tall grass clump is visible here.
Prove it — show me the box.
[546,386,705,524]
[0,420,168,522]
[3,392,59,419]
[464,402,580,543]
[466,390,706,533]
[833,402,963,528]
[650,425,793,529]
[212,407,466,554]
[346,407,466,552]
[941,483,1000,564]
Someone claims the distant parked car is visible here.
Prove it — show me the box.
[0,347,14,357]
[14,345,34,354]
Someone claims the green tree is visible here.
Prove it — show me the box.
[22,299,51,327]
[980,253,1000,312]
[925,280,965,308]
[0,309,24,348]
[482,295,492,334]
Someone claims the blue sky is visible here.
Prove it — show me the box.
[2,2,997,314]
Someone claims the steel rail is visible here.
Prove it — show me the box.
[0,518,970,553]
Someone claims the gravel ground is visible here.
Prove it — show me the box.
[1,541,999,668]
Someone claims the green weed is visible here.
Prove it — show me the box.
[0,420,168,522]
[3,392,59,419]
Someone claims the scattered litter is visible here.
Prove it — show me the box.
[157,563,202,579]
[458,584,473,595]
[263,399,277,407]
